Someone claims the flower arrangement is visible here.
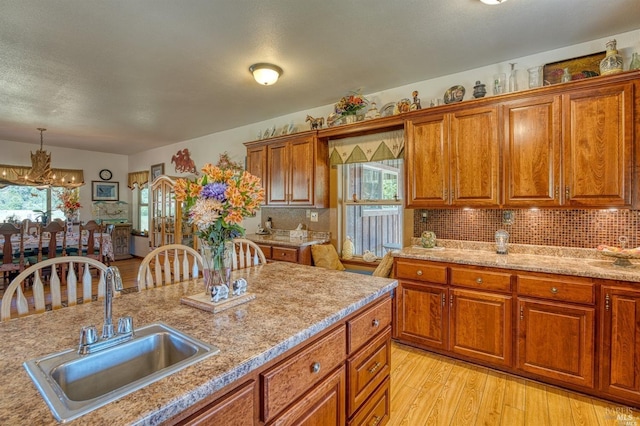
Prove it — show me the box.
[56,188,82,217]
[174,153,264,249]
[334,92,368,116]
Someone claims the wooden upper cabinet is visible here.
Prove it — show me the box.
[405,105,500,207]
[503,95,562,207]
[450,105,500,206]
[563,82,634,207]
[405,114,450,207]
[246,145,267,202]
[247,132,328,208]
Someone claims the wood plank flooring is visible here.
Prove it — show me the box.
[3,258,639,425]
[389,342,638,426]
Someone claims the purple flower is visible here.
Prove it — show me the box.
[201,183,227,201]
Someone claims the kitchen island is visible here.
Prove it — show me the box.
[0,262,396,425]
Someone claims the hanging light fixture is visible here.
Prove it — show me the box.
[480,0,508,4]
[249,63,283,85]
[19,128,55,185]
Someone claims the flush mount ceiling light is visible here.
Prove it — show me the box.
[249,63,283,86]
[480,0,508,4]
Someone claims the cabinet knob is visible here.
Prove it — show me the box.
[416,270,423,276]
[370,415,382,426]
[372,319,380,327]
[311,362,321,374]
[550,287,558,294]
[368,361,382,374]
[476,277,483,284]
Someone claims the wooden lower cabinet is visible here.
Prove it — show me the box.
[517,298,595,388]
[269,367,345,426]
[258,243,313,265]
[451,288,512,367]
[600,285,640,403]
[168,294,391,425]
[395,280,448,350]
[176,380,255,425]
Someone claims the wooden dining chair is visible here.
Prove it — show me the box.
[78,220,104,263]
[0,256,111,321]
[231,238,267,270]
[0,223,26,286]
[137,244,203,290]
[29,221,67,264]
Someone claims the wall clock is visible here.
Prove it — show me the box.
[99,169,112,181]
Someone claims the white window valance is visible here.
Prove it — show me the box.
[328,130,404,165]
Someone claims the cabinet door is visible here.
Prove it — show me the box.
[601,286,640,402]
[178,380,255,425]
[289,137,314,205]
[270,367,345,426]
[450,288,512,367]
[247,145,267,201]
[267,141,290,205]
[395,280,448,350]
[503,95,562,207]
[563,83,633,207]
[450,106,500,206]
[405,114,450,207]
[517,298,595,388]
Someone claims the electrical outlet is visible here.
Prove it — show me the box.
[310,212,318,222]
[306,209,311,218]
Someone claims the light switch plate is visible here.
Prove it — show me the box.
[310,212,318,222]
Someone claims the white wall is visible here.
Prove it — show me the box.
[0,139,129,222]
[3,28,639,232]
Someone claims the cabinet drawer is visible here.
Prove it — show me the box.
[348,328,391,416]
[257,244,272,259]
[517,274,594,304]
[348,377,390,426]
[395,259,447,284]
[261,325,346,422]
[450,266,512,292]
[272,246,299,263]
[348,296,392,353]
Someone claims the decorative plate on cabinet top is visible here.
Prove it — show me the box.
[380,102,397,117]
[444,85,465,104]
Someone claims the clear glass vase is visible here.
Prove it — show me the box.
[200,240,233,295]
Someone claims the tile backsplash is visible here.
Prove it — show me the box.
[259,207,330,233]
[414,209,639,249]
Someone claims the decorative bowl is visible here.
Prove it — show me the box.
[597,245,640,267]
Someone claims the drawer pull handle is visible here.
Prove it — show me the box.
[370,415,382,426]
[372,319,380,327]
[368,361,382,374]
[416,270,423,276]
[476,277,483,284]
[311,362,321,374]
[550,287,558,294]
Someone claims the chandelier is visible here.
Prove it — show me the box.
[0,128,84,188]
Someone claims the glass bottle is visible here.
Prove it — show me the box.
[630,52,640,71]
[561,67,572,83]
[508,63,518,92]
[600,39,623,76]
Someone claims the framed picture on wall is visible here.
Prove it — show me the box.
[151,163,164,181]
[92,181,119,201]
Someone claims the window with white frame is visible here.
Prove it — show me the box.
[341,158,403,258]
[0,185,66,223]
[138,185,149,233]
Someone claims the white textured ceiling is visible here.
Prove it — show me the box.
[1,0,639,155]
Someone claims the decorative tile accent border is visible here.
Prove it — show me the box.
[414,209,639,249]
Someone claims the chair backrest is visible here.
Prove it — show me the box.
[21,219,39,236]
[37,221,67,262]
[79,220,104,262]
[0,223,25,273]
[0,256,111,321]
[137,244,203,290]
[231,238,267,270]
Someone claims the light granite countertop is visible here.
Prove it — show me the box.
[0,262,396,425]
[245,233,330,248]
[395,239,640,283]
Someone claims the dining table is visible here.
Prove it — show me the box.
[0,232,114,262]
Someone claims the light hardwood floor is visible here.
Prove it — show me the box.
[389,342,638,426]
